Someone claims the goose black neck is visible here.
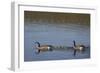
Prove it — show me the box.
[35,42,40,47]
[73,40,76,47]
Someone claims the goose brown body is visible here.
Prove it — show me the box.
[73,45,85,51]
[37,45,52,51]
[34,42,53,54]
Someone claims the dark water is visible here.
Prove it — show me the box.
[24,22,90,61]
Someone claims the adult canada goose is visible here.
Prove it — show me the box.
[34,41,53,54]
[73,40,85,56]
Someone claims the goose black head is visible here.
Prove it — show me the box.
[34,41,40,47]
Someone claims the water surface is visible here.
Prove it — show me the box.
[24,12,90,61]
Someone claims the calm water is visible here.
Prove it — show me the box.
[24,22,90,61]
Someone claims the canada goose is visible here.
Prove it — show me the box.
[73,40,85,56]
[34,41,53,54]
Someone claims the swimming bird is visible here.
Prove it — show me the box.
[73,40,85,56]
[34,41,53,54]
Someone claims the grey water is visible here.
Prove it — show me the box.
[24,22,90,61]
